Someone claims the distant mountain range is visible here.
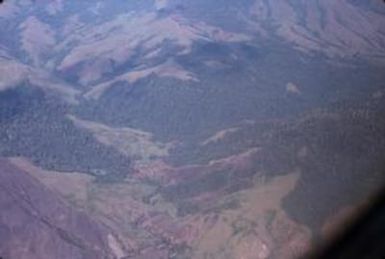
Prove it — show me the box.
[1,0,384,101]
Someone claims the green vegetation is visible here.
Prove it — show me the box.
[0,86,131,182]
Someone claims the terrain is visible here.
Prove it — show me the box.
[0,0,385,258]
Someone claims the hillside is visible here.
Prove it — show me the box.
[1,1,385,258]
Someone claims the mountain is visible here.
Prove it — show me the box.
[0,0,385,258]
[0,159,120,259]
